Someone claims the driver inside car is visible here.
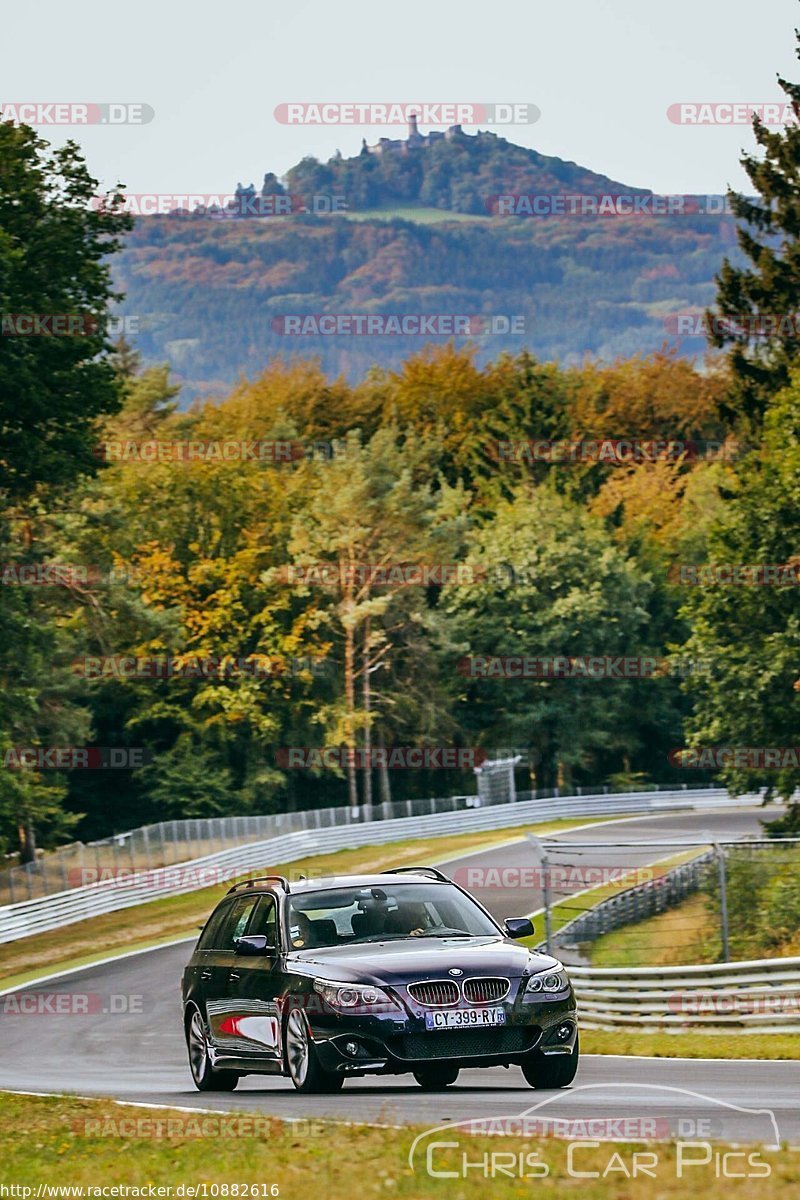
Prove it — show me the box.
[389,900,432,937]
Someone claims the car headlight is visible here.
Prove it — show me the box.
[525,965,569,994]
[313,978,400,1012]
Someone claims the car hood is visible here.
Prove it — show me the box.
[285,936,561,985]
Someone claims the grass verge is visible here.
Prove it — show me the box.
[0,1093,795,1196]
[519,847,705,948]
[588,892,718,967]
[581,1030,800,1059]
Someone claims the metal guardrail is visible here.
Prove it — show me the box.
[0,781,721,906]
[552,851,715,950]
[0,787,758,944]
[571,956,800,1033]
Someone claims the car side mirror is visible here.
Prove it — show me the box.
[504,917,534,939]
[234,935,275,956]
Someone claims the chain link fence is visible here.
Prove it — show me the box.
[538,838,800,967]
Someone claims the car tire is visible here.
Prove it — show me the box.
[284,1008,345,1094]
[186,1008,239,1092]
[521,1033,579,1089]
[413,1066,460,1090]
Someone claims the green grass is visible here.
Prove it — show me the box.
[519,848,705,950]
[1,1093,796,1196]
[582,1029,800,1059]
[0,815,617,990]
[588,892,719,967]
[587,848,800,968]
[341,203,488,224]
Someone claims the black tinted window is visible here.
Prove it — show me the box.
[198,896,259,950]
[196,902,233,950]
[220,896,260,948]
[249,896,279,947]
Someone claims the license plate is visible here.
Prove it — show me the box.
[424,1007,506,1030]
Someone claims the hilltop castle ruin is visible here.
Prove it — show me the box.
[361,113,466,155]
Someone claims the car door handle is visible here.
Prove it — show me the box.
[229,971,241,983]
[200,969,212,980]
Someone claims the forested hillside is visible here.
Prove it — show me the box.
[116,207,739,400]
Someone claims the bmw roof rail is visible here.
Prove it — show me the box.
[381,866,450,882]
[227,875,290,894]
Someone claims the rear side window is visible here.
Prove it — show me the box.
[196,902,233,951]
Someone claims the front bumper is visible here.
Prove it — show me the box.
[309,985,577,1075]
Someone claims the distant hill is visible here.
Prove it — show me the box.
[114,131,741,401]
[282,126,650,215]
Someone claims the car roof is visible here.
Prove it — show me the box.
[226,872,450,898]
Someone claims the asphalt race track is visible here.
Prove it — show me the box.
[1,806,797,1144]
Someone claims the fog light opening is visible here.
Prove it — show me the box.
[555,1022,573,1042]
[344,1040,360,1057]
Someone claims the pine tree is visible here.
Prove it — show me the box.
[709,30,800,430]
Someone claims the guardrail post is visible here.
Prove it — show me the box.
[715,841,730,962]
[526,835,552,953]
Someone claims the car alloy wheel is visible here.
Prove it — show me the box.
[521,1033,579,1089]
[186,1008,238,1092]
[284,1008,344,1094]
[285,1009,311,1087]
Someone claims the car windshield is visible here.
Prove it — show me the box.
[286,882,499,949]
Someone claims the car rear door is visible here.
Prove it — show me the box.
[221,894,283,1062]
[202,893,261,1052]
[188,898,235,1011]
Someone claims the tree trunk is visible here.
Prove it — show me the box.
[18,817,36,864]
[344,615,358,808]
[378,731,392,807]
[362,619,373,809]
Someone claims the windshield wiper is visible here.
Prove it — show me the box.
[418,932,472,939]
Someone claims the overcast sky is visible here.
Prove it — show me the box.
[2,0,798,198]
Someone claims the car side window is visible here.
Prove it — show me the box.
[249,896,279,949]
[196,902,233,951]
[218,896,260,949]
[198,896,259,951]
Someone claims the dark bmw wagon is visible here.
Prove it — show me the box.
[181,867,578,1093]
